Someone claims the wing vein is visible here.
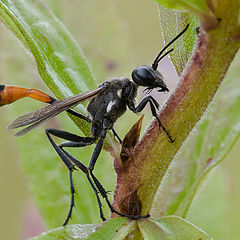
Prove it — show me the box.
[8,87,102,136]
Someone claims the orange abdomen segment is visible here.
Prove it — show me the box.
[0,85,55,106]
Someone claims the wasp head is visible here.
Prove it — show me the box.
[131,24,189,94]
[131,65,169,93]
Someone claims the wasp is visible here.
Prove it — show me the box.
[0,24,189,225]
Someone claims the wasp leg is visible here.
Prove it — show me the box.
[66,109,91,123]
[46,129,76,226]
[45,128,98,225]
[90,173,150,220]
[88,118,150,220]
[112,128,122,144]
[46,124,149,221]
[60,148,106,221]
[46,128,95,147]
[59,141,109,221]
[128,96,174,143]
[57,126,134,220]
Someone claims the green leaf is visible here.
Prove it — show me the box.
[138,216,212,240]
[155,0,207,11]
[33,216,212,239]
[151,51,240,217]
[0,0,96,95]
[154,0,213,18]
[0,0,97,134]
[32,218,129,240]
[158,6,198,75]
[87,218,132,240]
[31,224,98,240]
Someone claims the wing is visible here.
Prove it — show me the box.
[8,87,103,136]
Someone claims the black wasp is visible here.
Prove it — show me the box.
[0,24,189,225]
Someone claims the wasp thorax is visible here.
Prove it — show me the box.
[131,65,169,92]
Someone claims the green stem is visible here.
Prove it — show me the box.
[113,1,240,215]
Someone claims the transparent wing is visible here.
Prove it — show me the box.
[8,87,103,136]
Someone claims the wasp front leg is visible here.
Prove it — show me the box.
[128,96,174,143]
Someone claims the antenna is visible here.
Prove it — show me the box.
[152,24,189,70]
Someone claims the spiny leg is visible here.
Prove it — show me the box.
[47,123,150,220]
[148,100,175,143]
[88,119,150,219]
[60,148,106,221]
[63,169,75,226]
[45,128,96,225]
[90,172,150,220]
[46,128,107,221]
[46,129,76,225]
[128,95,174,143]
[60,129,148,220]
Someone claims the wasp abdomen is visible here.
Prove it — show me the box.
[0,85,55,107]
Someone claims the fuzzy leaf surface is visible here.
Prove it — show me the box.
[158,6,198,75]
[154,0,215,22]
[32,218,130,240]
[0,0,97,134]
[138,216,212,240]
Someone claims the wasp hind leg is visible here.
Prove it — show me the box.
[46,123,150,223]
[45,128,102,225]
[61,148,106,221]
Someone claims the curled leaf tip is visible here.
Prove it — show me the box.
[120,115,144,169]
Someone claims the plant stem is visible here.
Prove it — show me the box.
[112,1,240,216]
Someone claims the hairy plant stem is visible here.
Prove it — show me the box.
[112,1,240,216]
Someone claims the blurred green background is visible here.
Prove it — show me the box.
[0,0,239,239]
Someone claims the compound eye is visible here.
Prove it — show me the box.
[132,65,155,86]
